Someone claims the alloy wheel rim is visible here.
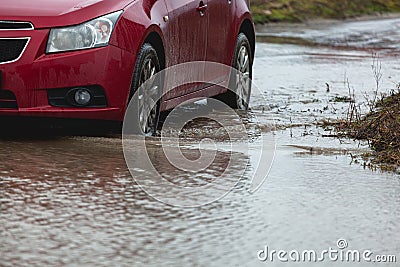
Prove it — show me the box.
[235,45,250,110]
[138,57,159,136]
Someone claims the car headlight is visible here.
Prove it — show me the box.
[46,10,123,53]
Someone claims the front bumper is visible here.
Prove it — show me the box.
[0,28,135,121]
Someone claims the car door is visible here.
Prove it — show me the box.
[163,0,208,99]
[204,0,236,85]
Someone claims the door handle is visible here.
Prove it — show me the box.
[196,4,208,12]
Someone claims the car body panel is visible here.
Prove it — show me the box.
[162,0,208,99]
[205,0,236,84]
[0,39,135,120]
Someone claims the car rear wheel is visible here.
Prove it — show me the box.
[215,33,253,110]
[129,43,161,136]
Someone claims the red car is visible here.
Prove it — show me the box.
[0,0,255,135]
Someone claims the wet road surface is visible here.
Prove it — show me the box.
[1,17,400,266]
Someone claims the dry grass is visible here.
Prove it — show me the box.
[336,90,400,168]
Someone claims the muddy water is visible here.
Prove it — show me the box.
[253,17,400,126]
[1,17,400,266]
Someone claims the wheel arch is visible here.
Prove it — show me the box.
[143,31,166,70]
[238,18,256,60]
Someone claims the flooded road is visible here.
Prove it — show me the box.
[1,17,400,266]
[253,16,400,126]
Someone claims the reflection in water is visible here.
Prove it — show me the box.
[124,137,250,206]
[0,133,252,266]
[1,133,399,266]
[1,17,400,266]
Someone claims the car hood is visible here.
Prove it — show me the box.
[0,0,135,28]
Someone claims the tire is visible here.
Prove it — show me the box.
[215,33,253,110]
[128,43,161,136]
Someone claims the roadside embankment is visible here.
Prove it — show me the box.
[251,0,400,24]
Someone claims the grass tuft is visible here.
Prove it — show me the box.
[336,90,400,169]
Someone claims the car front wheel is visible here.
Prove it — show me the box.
[215,33,253,110]
[129,43,161,136]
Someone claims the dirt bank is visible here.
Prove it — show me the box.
[251,0,400,24]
